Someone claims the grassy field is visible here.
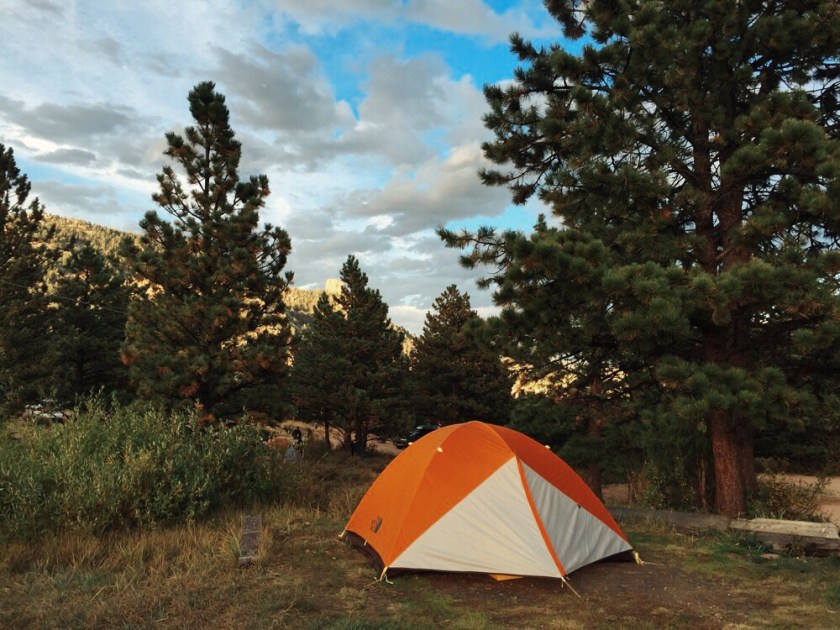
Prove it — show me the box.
[2,450,839,629]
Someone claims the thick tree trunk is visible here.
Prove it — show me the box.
[710,409,745,517]
[704,323,752,518]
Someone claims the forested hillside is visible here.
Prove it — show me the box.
[40,212,348,332]
[43,214,134,257]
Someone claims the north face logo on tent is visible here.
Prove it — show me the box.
[370,516,383,533]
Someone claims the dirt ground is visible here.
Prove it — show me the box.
[423,556,753,629]
[413,540,836,629]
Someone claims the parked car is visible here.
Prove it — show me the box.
[393,424,439,449]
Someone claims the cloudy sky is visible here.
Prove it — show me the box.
[1,0,564,334]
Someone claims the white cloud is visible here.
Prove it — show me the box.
[406,0,548,42]
[36,148,98,166]
[262,0,558,41]
[0,0,557,334]
[213,44,355,136]
[339,142,511,235]
[389,304,428,335]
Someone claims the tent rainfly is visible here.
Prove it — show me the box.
[341,421,633,582]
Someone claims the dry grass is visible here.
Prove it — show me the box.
[2,452,839,629]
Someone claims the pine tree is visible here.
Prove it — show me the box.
[47,244,130,404]
[291,256,407,453]
[442,2,840,516]
[121,82,294,421]
[0,143,56,409]
[468,218,641,499]
[409,285,512,426]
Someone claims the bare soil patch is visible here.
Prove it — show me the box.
[423,558,741,629]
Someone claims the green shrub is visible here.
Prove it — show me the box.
[747,474,828,522]
[0,398,288,540]
[626,459,700,511]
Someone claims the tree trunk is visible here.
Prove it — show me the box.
[710,408,745,517]
[322,417,331,449]
[704,316,752,517]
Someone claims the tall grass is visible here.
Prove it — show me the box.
[0,399,289,540]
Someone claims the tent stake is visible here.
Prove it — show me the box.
[561,576,581,598]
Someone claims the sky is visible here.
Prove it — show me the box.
[0,0,564,335]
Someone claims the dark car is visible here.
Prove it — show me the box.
[393,424,439,449]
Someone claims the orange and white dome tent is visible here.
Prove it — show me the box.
[341,421,633,581]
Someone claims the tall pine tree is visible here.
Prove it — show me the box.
[291,256,407,453]
[0,143,56,409]
[121,82,294,421]
[442,1,840,516]
[409,285,512,426]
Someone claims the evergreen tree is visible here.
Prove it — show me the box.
[0,143,56,409]
[442,1,840,516]
[121,82,294,421]
[47,244,130,404]
[291,256,407,453]
[409,284,512,426]
[472,218,642,499]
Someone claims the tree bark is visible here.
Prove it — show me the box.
[710,408,745,517]
[704,321,751,517]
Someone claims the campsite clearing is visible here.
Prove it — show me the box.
[2,450,838,629]
[2,510,838,629]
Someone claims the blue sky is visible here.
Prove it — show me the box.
[0,0,564,334]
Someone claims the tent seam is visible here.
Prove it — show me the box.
[515,456,566,577]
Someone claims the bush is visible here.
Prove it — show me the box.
[626,459,701,512]
[0,398,288,540]
[747,474,828,522]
